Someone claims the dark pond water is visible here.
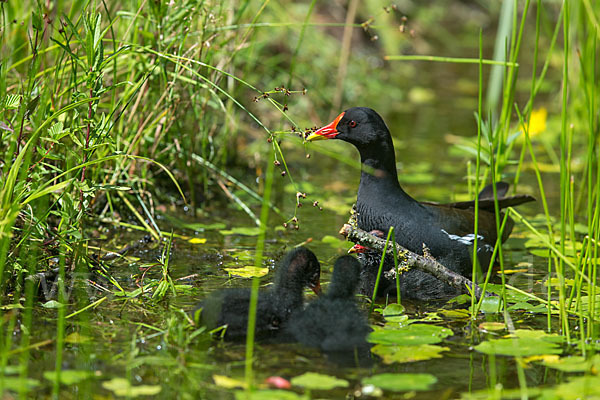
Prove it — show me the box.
[15,81,563,399]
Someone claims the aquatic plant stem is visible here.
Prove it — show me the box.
[370,227,394,313]
[470,29,483,320]
[244,152,275,390]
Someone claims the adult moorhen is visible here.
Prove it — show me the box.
[307,107,534,300]
[196,247,321,340]
[286,255,371,362]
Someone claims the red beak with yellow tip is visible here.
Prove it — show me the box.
[306,112,345,141]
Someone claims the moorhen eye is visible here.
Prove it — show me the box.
[194,247,321,340]
[307,107,535,301]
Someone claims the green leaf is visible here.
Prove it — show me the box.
[102,378,162,397]
[540,355,594,372]
[368,324,452,345]
[224,266,269,278]
[478,296,501,313]
[474,337,562,357]
[43,370,95,385]
[234,390,304,400]
[541,375,600,400]
[371,344,449,364]
[220,227,261,236]
[2,377,40,391]
[290,372,348,390]
[362,373,437,392]
[41,300,65,309]
[31,11,43,30]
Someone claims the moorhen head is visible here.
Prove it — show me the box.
[196,246,321,340]
[287,255,372,361]
[308,107,534,300]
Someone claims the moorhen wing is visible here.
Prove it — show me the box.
[287,255,371,362]
[195,247,321,340]
[307,107,534,300]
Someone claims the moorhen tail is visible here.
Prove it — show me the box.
[308,107,534,300]
[287,255,371,361]
[196,247,321,340]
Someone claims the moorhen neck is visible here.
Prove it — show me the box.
[195,247,321,340]
[307,107,534,300]
[287,255,371,359]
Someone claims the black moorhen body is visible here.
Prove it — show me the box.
[287,255,371,361]
[307,107,534,300]
[196,247,321,340]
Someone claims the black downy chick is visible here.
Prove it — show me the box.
[287,255,371,363]
[196,247,321,340]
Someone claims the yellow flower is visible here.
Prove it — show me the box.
[523,107,547,137]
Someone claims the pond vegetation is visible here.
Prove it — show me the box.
[1,0,599,398]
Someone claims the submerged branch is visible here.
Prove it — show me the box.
[339,223,491,299]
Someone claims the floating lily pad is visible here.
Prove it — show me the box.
[291,372,348,390]
[512,329,564,343]
[368,324,452,345]
[362,373,437,392]
[235,389,303,400]
[477,296,501,313]
[474,337,562,357]
[219,227,261,236]
[381,303,406,323]
[507,301,552,313]
[43,370,95,385]
[540,355,593,372]
[439,309,470,319]
[65,332,91,344]
[542,375,600,400]
[478,322,505,332]
[224,266,269,278]
[371,344,449,364]
[102,378,161,397]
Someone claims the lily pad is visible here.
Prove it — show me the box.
[188,238,207,244]
[43,370,95,385]
[368,324,452,345]
[542,375,600,400]
[224,266,269,278]
[540,355,592,372]
[235,389,303,400]
[65,332,91,344]
[474,337,562,357]
[290,372,348,390]
[478,322,505,332]
[371,344,449,364]
[219,227,261,236]
[102,378,162,397]
[512,329,564,343]
[362,373,437,392]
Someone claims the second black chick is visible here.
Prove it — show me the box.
[287,255,371,363]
